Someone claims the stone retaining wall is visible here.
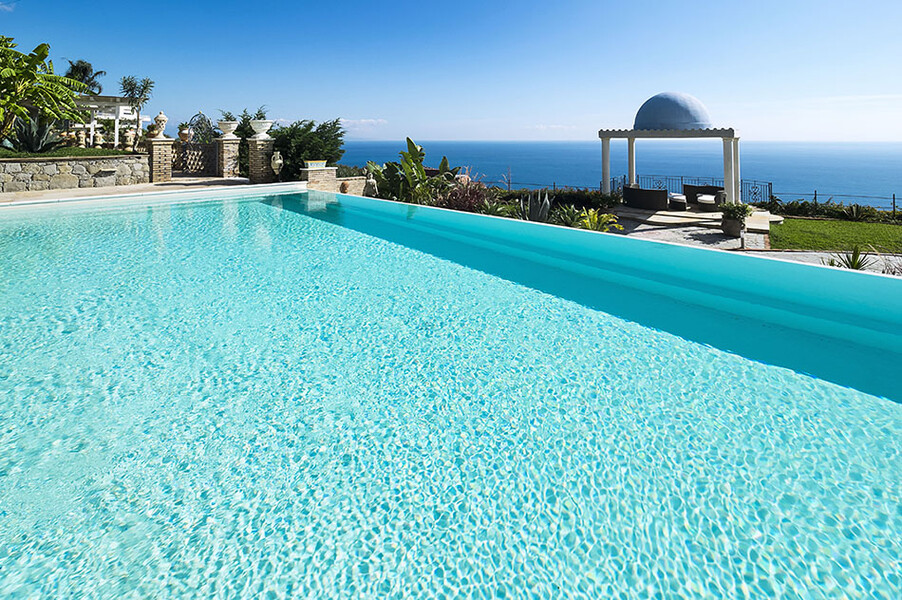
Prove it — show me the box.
[298,166,366,195]
[335,176,366,196]
[0,154,150,193]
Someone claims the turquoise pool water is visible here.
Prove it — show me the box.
[1,191,900,597]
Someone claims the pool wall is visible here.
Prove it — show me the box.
[290,191,902,399]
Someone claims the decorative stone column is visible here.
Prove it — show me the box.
[722,138,735,205]
[216,137,240,178]
[601,137,611,194]
[147,138,173,183]
[248,138,276,184]
[627,138,636,186]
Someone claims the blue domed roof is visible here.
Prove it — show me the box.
[633,92,712,130]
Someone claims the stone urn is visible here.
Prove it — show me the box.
[178,127,190,142]
[122,128,136,152]
[270,151,284,176]
[249,119,274,139]
[75,130,87,148]
[218,120,239,139]
[93,131,104,149]
[152,111,168,138]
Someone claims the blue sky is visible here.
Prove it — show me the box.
[3,0,901,141]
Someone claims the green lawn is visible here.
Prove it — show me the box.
[0,147,137,159]
[769,218,902,252]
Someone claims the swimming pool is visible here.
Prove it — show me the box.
[1,188,900,597]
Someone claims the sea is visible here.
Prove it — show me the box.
[342,141,902,210]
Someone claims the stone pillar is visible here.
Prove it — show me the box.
[627,138,636,186]
[299,166,338,191]
[732,137,741,204]
[248,138,275,184]
[601,137,611,194]
[216,138,240,178]
[147,138,173,183]
[722,138,734,205]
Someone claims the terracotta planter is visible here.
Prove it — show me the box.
[721,218,744,238]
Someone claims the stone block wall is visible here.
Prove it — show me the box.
[0,155,150,193]
[336,176,366,195]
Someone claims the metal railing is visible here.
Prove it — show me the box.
[610,174,773,204]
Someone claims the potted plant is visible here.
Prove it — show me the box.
[720,203,755,237]
[178,122,190,142]
[304,159,327,169]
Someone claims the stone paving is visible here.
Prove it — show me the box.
[617,220,767,250]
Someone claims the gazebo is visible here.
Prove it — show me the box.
[598,92,741,204]
[74,95,147,147]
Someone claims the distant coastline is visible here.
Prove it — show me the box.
[342,141,902,209]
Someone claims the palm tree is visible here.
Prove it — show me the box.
[119,75,155,131]
[64,60,106,95]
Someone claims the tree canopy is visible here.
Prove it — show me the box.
[65,59,106,94]
[0,36,88,140]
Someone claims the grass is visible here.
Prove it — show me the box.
[769,218,902,252]
[0,147,138,159]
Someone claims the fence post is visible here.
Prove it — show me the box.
[893,193,896,219]
[814,190,817,203]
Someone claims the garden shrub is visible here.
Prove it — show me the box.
[271,118,345,181]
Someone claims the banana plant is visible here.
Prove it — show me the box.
[366,138,459,204]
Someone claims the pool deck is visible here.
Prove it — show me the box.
[614,205,783,233]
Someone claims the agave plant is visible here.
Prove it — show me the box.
[2,116,64,153]
[842,203,876,222]
[578,209,623,232]
[518,191,552,222]
[551,204,583,227]
[821,245,876,270]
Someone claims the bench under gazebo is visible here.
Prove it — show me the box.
[598,92,742,209]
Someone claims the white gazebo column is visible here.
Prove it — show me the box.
[89,109,96,146]
[601,137,611,194]
[732,137,741,203]
[722,138,735,205]
[627,137,636,186]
